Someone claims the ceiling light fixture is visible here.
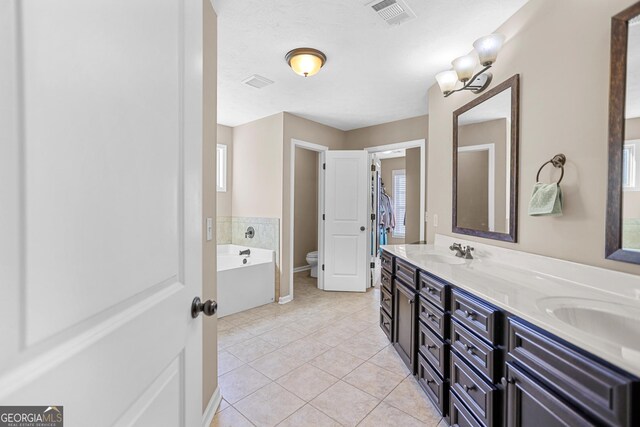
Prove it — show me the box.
[285,48,327,77]
[436,33,505,97]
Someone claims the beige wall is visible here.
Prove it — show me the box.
[458,118,509,232]
[202,0,217,412]
[232,113,284,218]
[426,0,640,275]
[281,113,347,298]
[628,117,640,139]
[380,157,406,245]
[405,147,421,243]
[458,150,489,230]
[216,124,233,217]
[293,147,319,268]
[345,115,428,150]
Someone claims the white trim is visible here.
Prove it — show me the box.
[365,139,426,241]
[391,169,407,238]
[458,143,496,232]
[216,144,227,192]
[278,295,293,304]
[293,265,311,273]
[202,386,222,427]
[289,139,328,302]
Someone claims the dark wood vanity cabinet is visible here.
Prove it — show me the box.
[393,277,417,372]
[379,250,640,427]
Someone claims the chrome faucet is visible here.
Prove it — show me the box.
[449,243,465,257]
[239,249,250,256]
[450,243,474,259]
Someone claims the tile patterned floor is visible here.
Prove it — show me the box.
[212,272,445,427]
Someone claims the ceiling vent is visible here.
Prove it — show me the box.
[367,0,416,26]
[241,74,274,89]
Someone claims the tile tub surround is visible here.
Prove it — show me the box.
[217,216,232,244]
[231,217,279,254]
[381,234,640,378]
[212,273,442,427]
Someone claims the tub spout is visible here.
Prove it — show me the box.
[239,249,251,256]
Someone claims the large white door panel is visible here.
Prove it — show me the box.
[324,151,368,292]
[0,0,203,425]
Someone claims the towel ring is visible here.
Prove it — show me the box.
[536,154,566,185]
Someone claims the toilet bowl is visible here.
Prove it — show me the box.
[306,251,319,278]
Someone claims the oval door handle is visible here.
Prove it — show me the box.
[191,297,217,318]
[360,226,366,231]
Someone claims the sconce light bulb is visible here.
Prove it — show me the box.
[473,33,506,66]
[435,70,459,95]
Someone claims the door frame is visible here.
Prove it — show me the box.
[288,138,328,300]
[457,143,496,232]
[365,139,426,289]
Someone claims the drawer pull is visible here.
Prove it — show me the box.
[463,310,475,319]
[426,379,435,384]
[426,287,436,294]
[382,297,390,302]
[463,384,476,393]
[383,321,390,327]
[463,343,475,355]
[500,377,514,387]
[427,344,436,349]
[427,313,436,320]
[409,299,414,304]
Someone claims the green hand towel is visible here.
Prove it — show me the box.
[528,182,563,216]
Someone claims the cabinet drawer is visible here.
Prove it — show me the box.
[450,391,483,427]
[379,308,392,341]
[394,258,417,287]
[380,251,394,273]
[418,271,449,310]
[451,352,498,427]
[381,268,393,293]
[380,285,393,316]
[419,296,449,339]
[417,352,448,416]
[505,362,594,427]
[451,289,501,344]
[451,320,500,383]
[508,318,636,427]
[418,320,449,377]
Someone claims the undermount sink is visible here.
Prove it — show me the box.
[428,253,466,265]
[537,297,640,350]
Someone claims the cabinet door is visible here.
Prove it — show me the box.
[505,363,594,427]
[393,280,416,373]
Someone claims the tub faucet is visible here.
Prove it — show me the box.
[245,226,255,239]
[239,249,250,256]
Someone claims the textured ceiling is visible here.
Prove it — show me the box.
[214,0,529,130]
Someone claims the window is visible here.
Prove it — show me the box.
[624,140,640,191]
[216,144,227,192]
[392,169,406,238]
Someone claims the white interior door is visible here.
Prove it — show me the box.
[0,1,203,426]
[323,151,368,292]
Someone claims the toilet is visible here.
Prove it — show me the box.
[306,251,319,278]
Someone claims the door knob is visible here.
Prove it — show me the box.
[191,297,217,318]
[360,226,366,231]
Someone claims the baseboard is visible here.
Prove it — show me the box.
[293,265,311,273]
[278,294,293,304]
[202,386,222,427]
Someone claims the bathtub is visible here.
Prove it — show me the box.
[217,244,275,318]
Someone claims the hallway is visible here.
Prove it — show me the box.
[213,273,444,426]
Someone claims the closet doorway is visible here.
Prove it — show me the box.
[365,140,426,288]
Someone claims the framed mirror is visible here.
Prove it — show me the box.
[453,74,520,242]
[607,2,640,263]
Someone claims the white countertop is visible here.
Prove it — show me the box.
[381,235,640,378]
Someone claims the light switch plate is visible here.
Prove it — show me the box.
[206,218,213,241]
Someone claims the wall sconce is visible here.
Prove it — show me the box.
[436,33,505,97]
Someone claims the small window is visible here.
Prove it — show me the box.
[216,144,227,192]
[624,140,640,191]
[392,169,406,238]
